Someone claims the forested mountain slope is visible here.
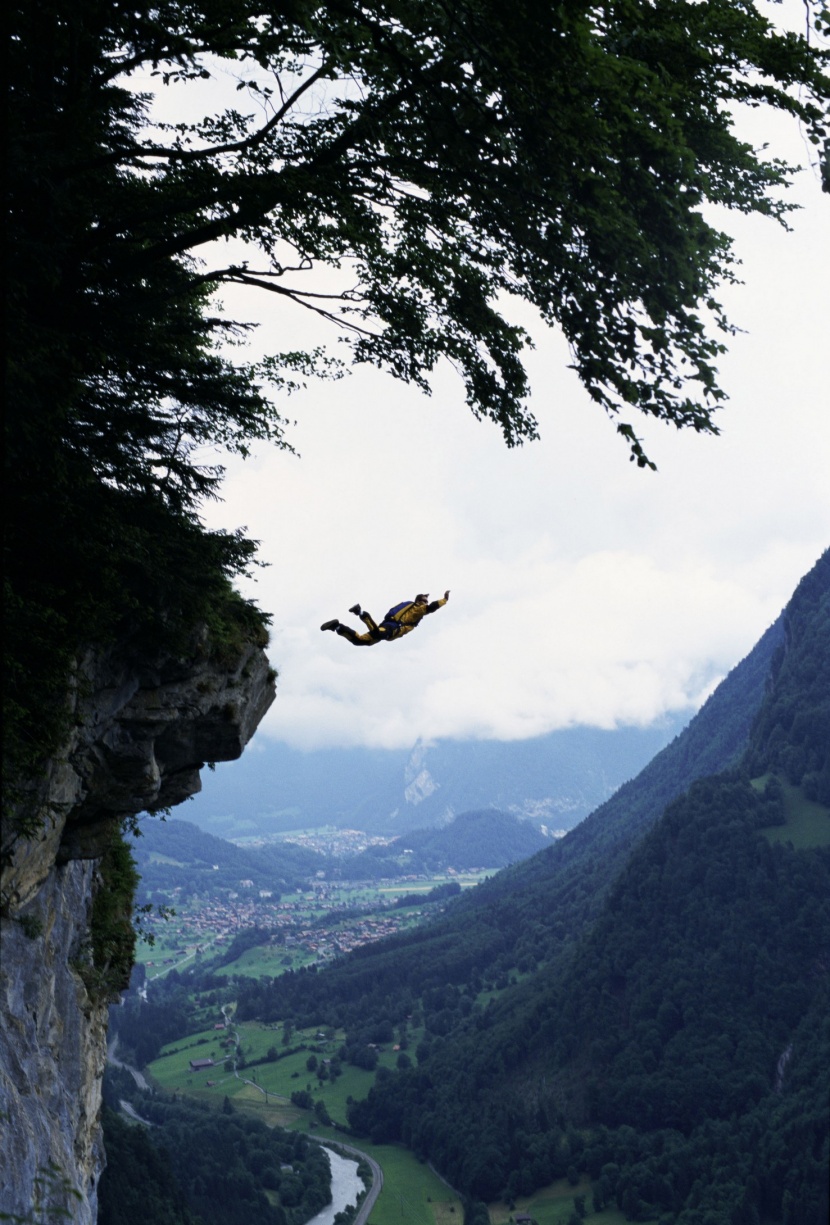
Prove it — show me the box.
[344,551,830,1223]
[746,551,830,801]
[130,818,324,902]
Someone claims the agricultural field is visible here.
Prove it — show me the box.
[147,1015,420,1123]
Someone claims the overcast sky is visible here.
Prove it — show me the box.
[192,39,829,753]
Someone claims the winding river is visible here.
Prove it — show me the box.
[306,1147,365,1225]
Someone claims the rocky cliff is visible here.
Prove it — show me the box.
[0,632,275,1222]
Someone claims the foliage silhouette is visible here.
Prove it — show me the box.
[6,0,829,794]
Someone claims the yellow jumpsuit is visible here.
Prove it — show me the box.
[336,596,448,646]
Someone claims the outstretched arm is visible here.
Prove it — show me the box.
[426,591,450,614]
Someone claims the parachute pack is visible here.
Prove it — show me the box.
[380,601,414,636]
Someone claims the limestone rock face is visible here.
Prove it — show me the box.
[1,860,107,1222]
[0,633,275,1221]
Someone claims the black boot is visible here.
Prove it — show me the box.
[348,604,362,616]
[320,620,339,631]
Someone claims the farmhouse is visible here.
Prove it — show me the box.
[189,1058,215,1072]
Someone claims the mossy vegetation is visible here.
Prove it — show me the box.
[74,828,141,1004]
[17,913,44,940]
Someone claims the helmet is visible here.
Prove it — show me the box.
[414,593,429,603]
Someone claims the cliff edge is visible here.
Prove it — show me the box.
[0,631,275,1222]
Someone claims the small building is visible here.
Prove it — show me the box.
[189,1058,215,1072]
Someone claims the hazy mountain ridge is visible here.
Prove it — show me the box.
[132,805,552,902]
[182,718,688,839]
[340,809,551,876]
[130,818,325,901]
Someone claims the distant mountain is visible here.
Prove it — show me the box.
[133,805,550,902]
[130,818,324,902]
[181,717,689,839]
[339,808,551,877]
[234,552,829,1222]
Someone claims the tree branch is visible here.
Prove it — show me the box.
[127,60,334,164]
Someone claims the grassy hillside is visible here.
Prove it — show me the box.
[754,776,830,849]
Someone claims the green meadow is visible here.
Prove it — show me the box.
[488,1177,659,1225]
[361,1144,460,1225]
[753,776,830,849]
[147,1017,417,1120]
[211,944,312,978]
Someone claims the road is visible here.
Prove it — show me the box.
[146,936,220,981]
[118,1099,155,1126]
[107,1033,150,1091]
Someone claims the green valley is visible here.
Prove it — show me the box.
[105,554,829,1225]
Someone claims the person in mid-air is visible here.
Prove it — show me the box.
[321,591,450,646]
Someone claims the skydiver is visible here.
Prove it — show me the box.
[320,591,450,646]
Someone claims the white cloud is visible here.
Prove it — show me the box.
[199,49,830,751]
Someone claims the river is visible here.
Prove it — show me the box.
[306,1147,365,1225]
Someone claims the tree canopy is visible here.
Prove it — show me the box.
[11,1,829,455]
[4,0,829,786]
